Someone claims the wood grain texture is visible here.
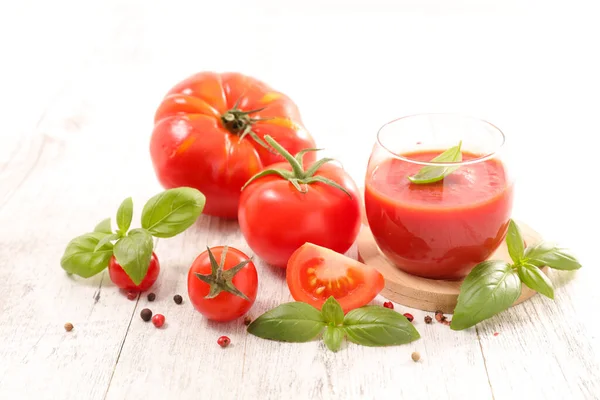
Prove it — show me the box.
[1,1,599,399]
[358,221,548,313]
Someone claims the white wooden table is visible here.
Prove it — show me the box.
[1,1,599,398]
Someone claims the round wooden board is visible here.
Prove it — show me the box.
[357,220,549,313]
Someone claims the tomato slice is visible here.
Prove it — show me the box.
[286,243,385,313]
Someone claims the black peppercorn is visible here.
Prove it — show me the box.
[140,308,153,322]
[173,294,183,305]
[243,316,252,326]
[147,293,156,302]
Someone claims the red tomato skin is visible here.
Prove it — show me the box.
[108,252,160,292]
[238,162,361,268]
[187,246,258,322]
[150,72,316,219]
[286,243,385,313]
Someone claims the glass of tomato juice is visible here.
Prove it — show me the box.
[364,114,514,280]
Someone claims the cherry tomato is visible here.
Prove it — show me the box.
[286,243,384,313]
[108,252,160,292]
[238,136,361,268]
[187,246,258,322]
[150,72,316,218]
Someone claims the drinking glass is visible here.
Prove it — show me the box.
[364,114,514,280]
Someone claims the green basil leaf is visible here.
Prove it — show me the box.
[141,187,206,238]
[94,233,120,252]
[113,228,154,285]
[517,263,554,299]
[323,326,344,352]
[61,232,113,278]
[506,219,525,264]
[524,242,582,271]
[94,218,112,234]
[247,302,326,342]
[116,197,133,235]
[343,306,420,346]
[321,296,344,326]
[450,260,521,331]
[407,141,462,184]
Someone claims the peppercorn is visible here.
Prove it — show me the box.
[403,313,414,322]
[424,315,433,324]
[383,301,394,309]
[140,308,152,322]
[173,295,183,305]
[411,351,420,362]
[218,336,231,348]
[243,316,252,326]
[147,293,156,302]
[64,322,74,332]
[126,291,137,301]
[152,314,165,328]
[435,310,447,323]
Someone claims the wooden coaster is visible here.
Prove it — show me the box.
[357,221,548,313]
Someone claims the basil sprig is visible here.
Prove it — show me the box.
[451,219,582,330]
[60,187,205,284]
[407,141,463,184]
[247,296,420,352]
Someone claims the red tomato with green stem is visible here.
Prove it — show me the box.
[287,243,384,313]
[150,72,316,218]
[238,136,362,267]
[187,246,258,322]
[108,252,160,292]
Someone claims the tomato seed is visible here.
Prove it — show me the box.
[152,314,165,328]
[383,301,394,309]
[140,308,152,322]
[403,313,414,322]
[424,315,433,324]
[64,322,74,332]
[147,293,156,302]
[243,316,252,326]
[218,336,231,348]
[126,291,137,301]
[411,352,421,362]
[173,295,183,305]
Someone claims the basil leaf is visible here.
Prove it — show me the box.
[343,306,420,346]
[141,187,206,238]
[247,302,326,342]
[506,219,525,264]
[94,218,112,234]
[407,141,462,184]
[113,228,154,285]
[61,232,113,278]
[323,326,344,352]
[321,296,344,326]
[524,242,582,271]
[450,260,521,331]
[517,263,554,299]
[116,197,133,235]
[94,233,120,252]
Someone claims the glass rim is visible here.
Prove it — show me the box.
[376,113,506,167]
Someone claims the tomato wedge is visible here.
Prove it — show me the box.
[286,243,385,313]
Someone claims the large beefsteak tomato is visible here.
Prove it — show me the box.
[150,72,316,218]
[238,136,362,267]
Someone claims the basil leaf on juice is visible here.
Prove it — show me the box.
[321,296,344,326]
[323,326,344,352]
[247,302,326,342]
[407,141,463,184]
[450,260,521,331]
[343,306,420,346]
[517,263,554,299]
[524,242,582,271]
[113,228,154,285]
[93,218,113,234]
[116,197,134,235]
[61,232,114,278]
[141,187,206,238]
[506,219,525,264]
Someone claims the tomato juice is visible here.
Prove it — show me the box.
[364,150,513,280]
